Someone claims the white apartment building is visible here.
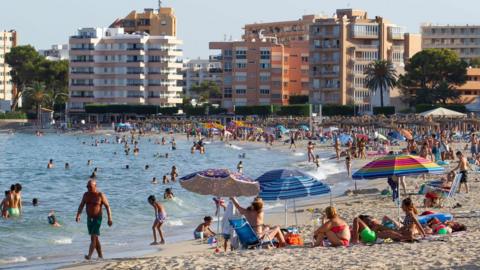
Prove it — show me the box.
[422,24,480,62]
[0,30,17,111]
[68,27,183,113]
[183,58,222,98]
[39,44,69,61]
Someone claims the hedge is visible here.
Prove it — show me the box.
[288,95,309,104]
[276,105,310,116]
[85,104,179,115]
[0,112,28,119]
[234,105,273,116]
[373,106,395,115]
[415,104,467,113]
[322,105,354,116]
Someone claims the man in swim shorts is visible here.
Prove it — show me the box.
[76,179,113,260]
[451,151,472,193]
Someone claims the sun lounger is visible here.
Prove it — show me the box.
[229,216,275,249]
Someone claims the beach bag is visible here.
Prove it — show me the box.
[285,233,303,246]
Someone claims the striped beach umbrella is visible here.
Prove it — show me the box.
[256,169,331,226]
[352,154,444,179]
[180,169,259,197]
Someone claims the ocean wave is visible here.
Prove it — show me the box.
[292,152,305,156]
[226,144,243,150]
[167,219,184,226]
[53,238,72,245]
[0,256,28,264]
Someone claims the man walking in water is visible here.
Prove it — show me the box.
[76,179,113,260]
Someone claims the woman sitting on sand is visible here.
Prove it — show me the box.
[230,197,286,248]
[313,206,350,247]
[384,198,426,241]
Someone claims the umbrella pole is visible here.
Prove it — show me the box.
[294,199,298,227]
[284,200,288,227]
[397,184,401,222]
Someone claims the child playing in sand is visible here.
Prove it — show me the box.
[194,216,216,240]
[148,195,166,245]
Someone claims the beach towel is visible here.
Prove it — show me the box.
[222,202,239,249]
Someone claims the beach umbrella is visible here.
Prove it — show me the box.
[276,125,289,134]
[256,169,331,226]
[180,169,259,197]
[352,154,444,218]
[388,131,406,141]
[299,125,310,131]
[180,169,259,233]
[374,132,388,141]
[399,129,413,140]
[355,134,369,141]
[338,134,352,145]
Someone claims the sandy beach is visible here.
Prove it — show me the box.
[59,139,480,270]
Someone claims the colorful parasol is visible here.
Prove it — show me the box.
[352,154,444,180]
[399,129,413,140]
[180,169,259,197]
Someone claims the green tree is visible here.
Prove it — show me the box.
[23,81,49,126]
[41,60,69,109]
[469,57,480,68]
[399,48,467,105]
[189,81,221,104]
[4,45,45,111]
[364,60,398,107]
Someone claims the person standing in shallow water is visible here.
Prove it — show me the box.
[76,179,113,260]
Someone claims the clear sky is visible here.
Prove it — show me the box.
[1,0,479,59]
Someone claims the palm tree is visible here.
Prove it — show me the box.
[364,60,398,108]
[24,81,49,127]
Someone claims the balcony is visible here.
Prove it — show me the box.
[71,59,94,63]
[353,45,379,51]
[71,83,94,86]
[71,47,94,51]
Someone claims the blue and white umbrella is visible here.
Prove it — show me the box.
[256,169,331,226]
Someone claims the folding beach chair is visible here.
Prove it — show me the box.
[228,216,275,249]
[441,173,462,208]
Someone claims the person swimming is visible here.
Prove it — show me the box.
[65,163,70,169]
[164,188,174,200]
[47,159,54,169]
[48,210,61,227]
[1,190,10,218]
[7,183,22,218]
[32,198,38,207]
[152,177,158,184]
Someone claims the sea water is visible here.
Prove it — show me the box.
[0,133,348,269]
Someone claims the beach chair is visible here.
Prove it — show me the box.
[228,216,274,249]
[441,173,462,208]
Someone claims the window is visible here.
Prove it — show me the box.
[223,75,232,84]
[260,88,270,95]
[224,62,232,72]
[259,73,270,82]
[235,49,247,59]
[260,49,271,60]
[235,73,247,82]
[161,20,167,26]
[259,63,271,69]
[236,62,247,69]
[224,88,232,98]
[224,50,233,57]
[235,88,246,95]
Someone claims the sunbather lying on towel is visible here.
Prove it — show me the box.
[351,215,406,244]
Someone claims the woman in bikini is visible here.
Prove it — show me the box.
[384,198,426,241]
[313,206,350,247]
[230,197,286,247]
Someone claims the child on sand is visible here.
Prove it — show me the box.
[194,216,216,240]
[148,195,166,245]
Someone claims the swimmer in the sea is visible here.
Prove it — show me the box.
[47,159,54,169]
[48,210,61,227]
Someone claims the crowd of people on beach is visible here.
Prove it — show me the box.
[2,118,478,261]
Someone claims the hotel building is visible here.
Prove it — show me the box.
[182,59,222,100]
[110,7,176,36]
[209,39,309,109]
[421,24,480,62]
[68,27,183,114]
[309,9,421,113]
[0,30,17,111]
[243,15,319,45]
